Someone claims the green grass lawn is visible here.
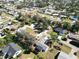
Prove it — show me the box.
[37,51,48,59]
[53,41,71,54]
[37,48,59,59]
[77,51,79,59]
[47,48,59,59]
[60,44,71,54]
[19,52,35,59]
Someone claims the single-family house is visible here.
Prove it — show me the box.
[68,33,79,40]
[36,30,49,43]
[2,43,22,59]
[54,27,67,35]
[55,51,77,59]
[35,30,50,52]
[35,41,49,52]
[70,16,78,21]
[54,27,62,33]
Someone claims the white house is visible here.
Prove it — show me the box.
[57,52,77,59]
[35,30,50,52]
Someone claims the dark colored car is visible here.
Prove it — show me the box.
[69,41,79,48]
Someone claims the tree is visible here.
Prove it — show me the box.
[61,35,67,41]
[17,31,36,54]
[42,20,48,30]
[37,52,46,59]
[3,34,16,43]
[52,0,66,10]
[3,28,10,34]
[0,38,6,48]
[71,21,79,32]
[62,22,71,30]
[32,15,38,23]
[35,0,49,8]
[34,16,49,32]
[3,28,16,43]
[50,31,57,39]
[49,31,58,45]
[66,0,79,16]
[50,21,62,29]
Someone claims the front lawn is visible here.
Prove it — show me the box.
[47,48,59,59]
[53,41,71,54]
[19,52,35,59]
[77,51,79,59]
[60,44,71,54]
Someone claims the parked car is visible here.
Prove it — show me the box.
[69,41,79,48]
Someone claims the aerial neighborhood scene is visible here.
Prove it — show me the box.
[0,0,79,59]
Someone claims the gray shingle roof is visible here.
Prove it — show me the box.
[36,42,48,51]
[2,43,21,58]
[8,43,21,52]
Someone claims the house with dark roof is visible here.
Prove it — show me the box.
[54,27,62,32]
[2,43,22,59]
[54,27,67,35]
[35,41,49,52]
[70,15,78,21]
